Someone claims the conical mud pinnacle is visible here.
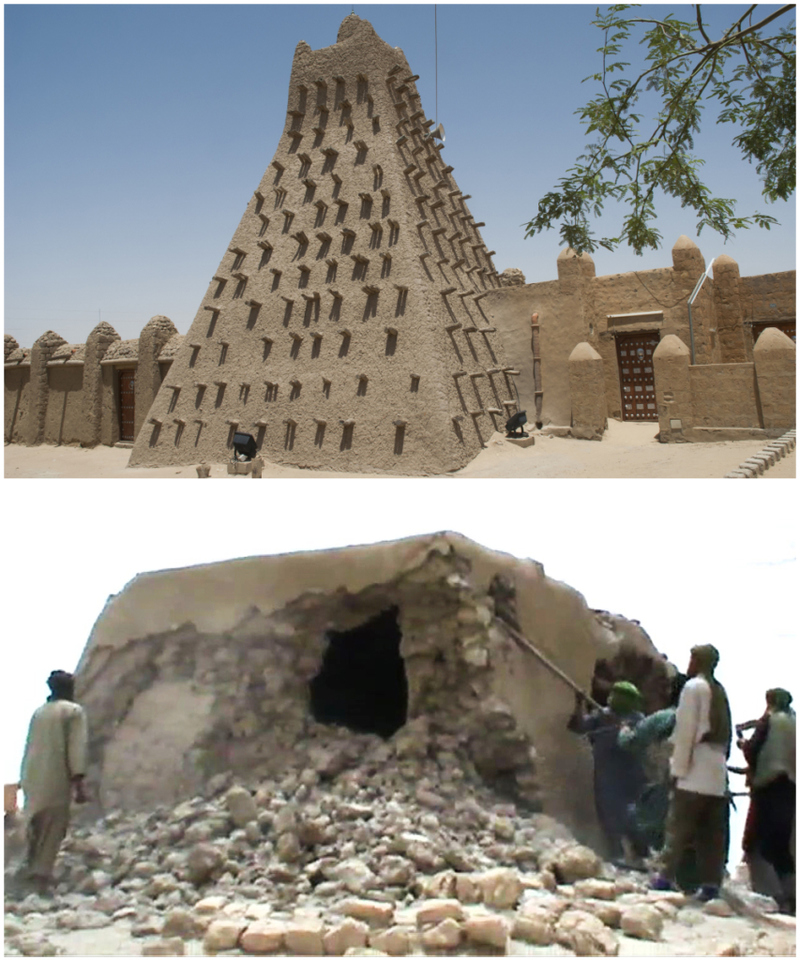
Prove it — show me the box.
[130,15,517,474]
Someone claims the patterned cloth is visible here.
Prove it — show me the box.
[618,708,676,753]
[618,708,677,852]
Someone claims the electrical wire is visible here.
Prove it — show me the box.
[434,5,438,126]
[633,271,691,309]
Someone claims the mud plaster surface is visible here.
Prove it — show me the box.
[5,420,795,478]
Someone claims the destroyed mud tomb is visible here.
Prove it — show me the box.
[74,532,674,853]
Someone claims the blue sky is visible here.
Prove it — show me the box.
[2,480,796,866]
[5,3,796,347]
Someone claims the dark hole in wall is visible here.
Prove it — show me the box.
[310,606,407,738]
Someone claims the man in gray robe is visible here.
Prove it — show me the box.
[18,670,88,892]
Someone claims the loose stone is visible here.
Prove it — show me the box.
[340,899,394,927]
[512,912,556,946]
[240,920,287,954]
[323,918,370,955]
[202,918,247,952]
[142,937,187,956]
[556,909,619,956]
[420,917,463,950]
[368,925,414,956]
[464,913,510,949]
[480,867,523,909]
[284,918,326,955]
[415,899,465,927]
[619,903,664,941]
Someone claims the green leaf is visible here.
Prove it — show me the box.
[526,4,795,254]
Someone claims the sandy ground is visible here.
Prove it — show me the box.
[29,904,799,958]
[4,421,794,479]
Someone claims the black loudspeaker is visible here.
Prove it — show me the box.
[233,432,257,459]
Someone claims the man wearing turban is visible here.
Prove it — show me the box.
[738,687,796,914]
[568,679,648,864]
[17,670,89,894]
[652,644,732,901]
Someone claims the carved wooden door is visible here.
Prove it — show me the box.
[615,332,659,421]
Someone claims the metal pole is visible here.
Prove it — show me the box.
[500,620,603,710]
[687,257,715,364]
[434,5,438,126]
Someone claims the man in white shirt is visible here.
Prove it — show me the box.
[651,644,732,900]
[18,670,89,893]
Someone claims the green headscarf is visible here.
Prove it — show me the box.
[608,680,642,716]
[691,644,732,756]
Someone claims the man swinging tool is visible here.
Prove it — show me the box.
[488,575,647,864]
[568,683,650,866]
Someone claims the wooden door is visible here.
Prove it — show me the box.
[615,332,659,421]
[751,319,796,345]
[119,369,136,441]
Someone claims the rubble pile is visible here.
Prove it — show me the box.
[5,746,796,956]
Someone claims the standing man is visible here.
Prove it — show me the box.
[739,687,796,915]
[18,670,88,893]
[568,680,649,865]
[652,644,732,901]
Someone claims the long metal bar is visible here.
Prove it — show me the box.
[434,5,438,126]
[500,620,603,710]
[687,257,716,364]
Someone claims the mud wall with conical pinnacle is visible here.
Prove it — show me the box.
[4,319,184,447]
[127,16,518,475]
[483,238,795,427]
[73,532,673,849]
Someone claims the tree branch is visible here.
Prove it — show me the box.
[695,4,713,47]
[642,56,720,214]
[526,3,795,253]
[757,39,795,66]
[625,5,793,62]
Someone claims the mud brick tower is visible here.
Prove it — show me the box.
[129,15,516,474]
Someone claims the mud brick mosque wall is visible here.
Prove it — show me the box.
[485,239,795,429]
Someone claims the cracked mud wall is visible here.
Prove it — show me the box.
[75,533,672,848]
[43,367,85,445]
[4,366,30,443]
